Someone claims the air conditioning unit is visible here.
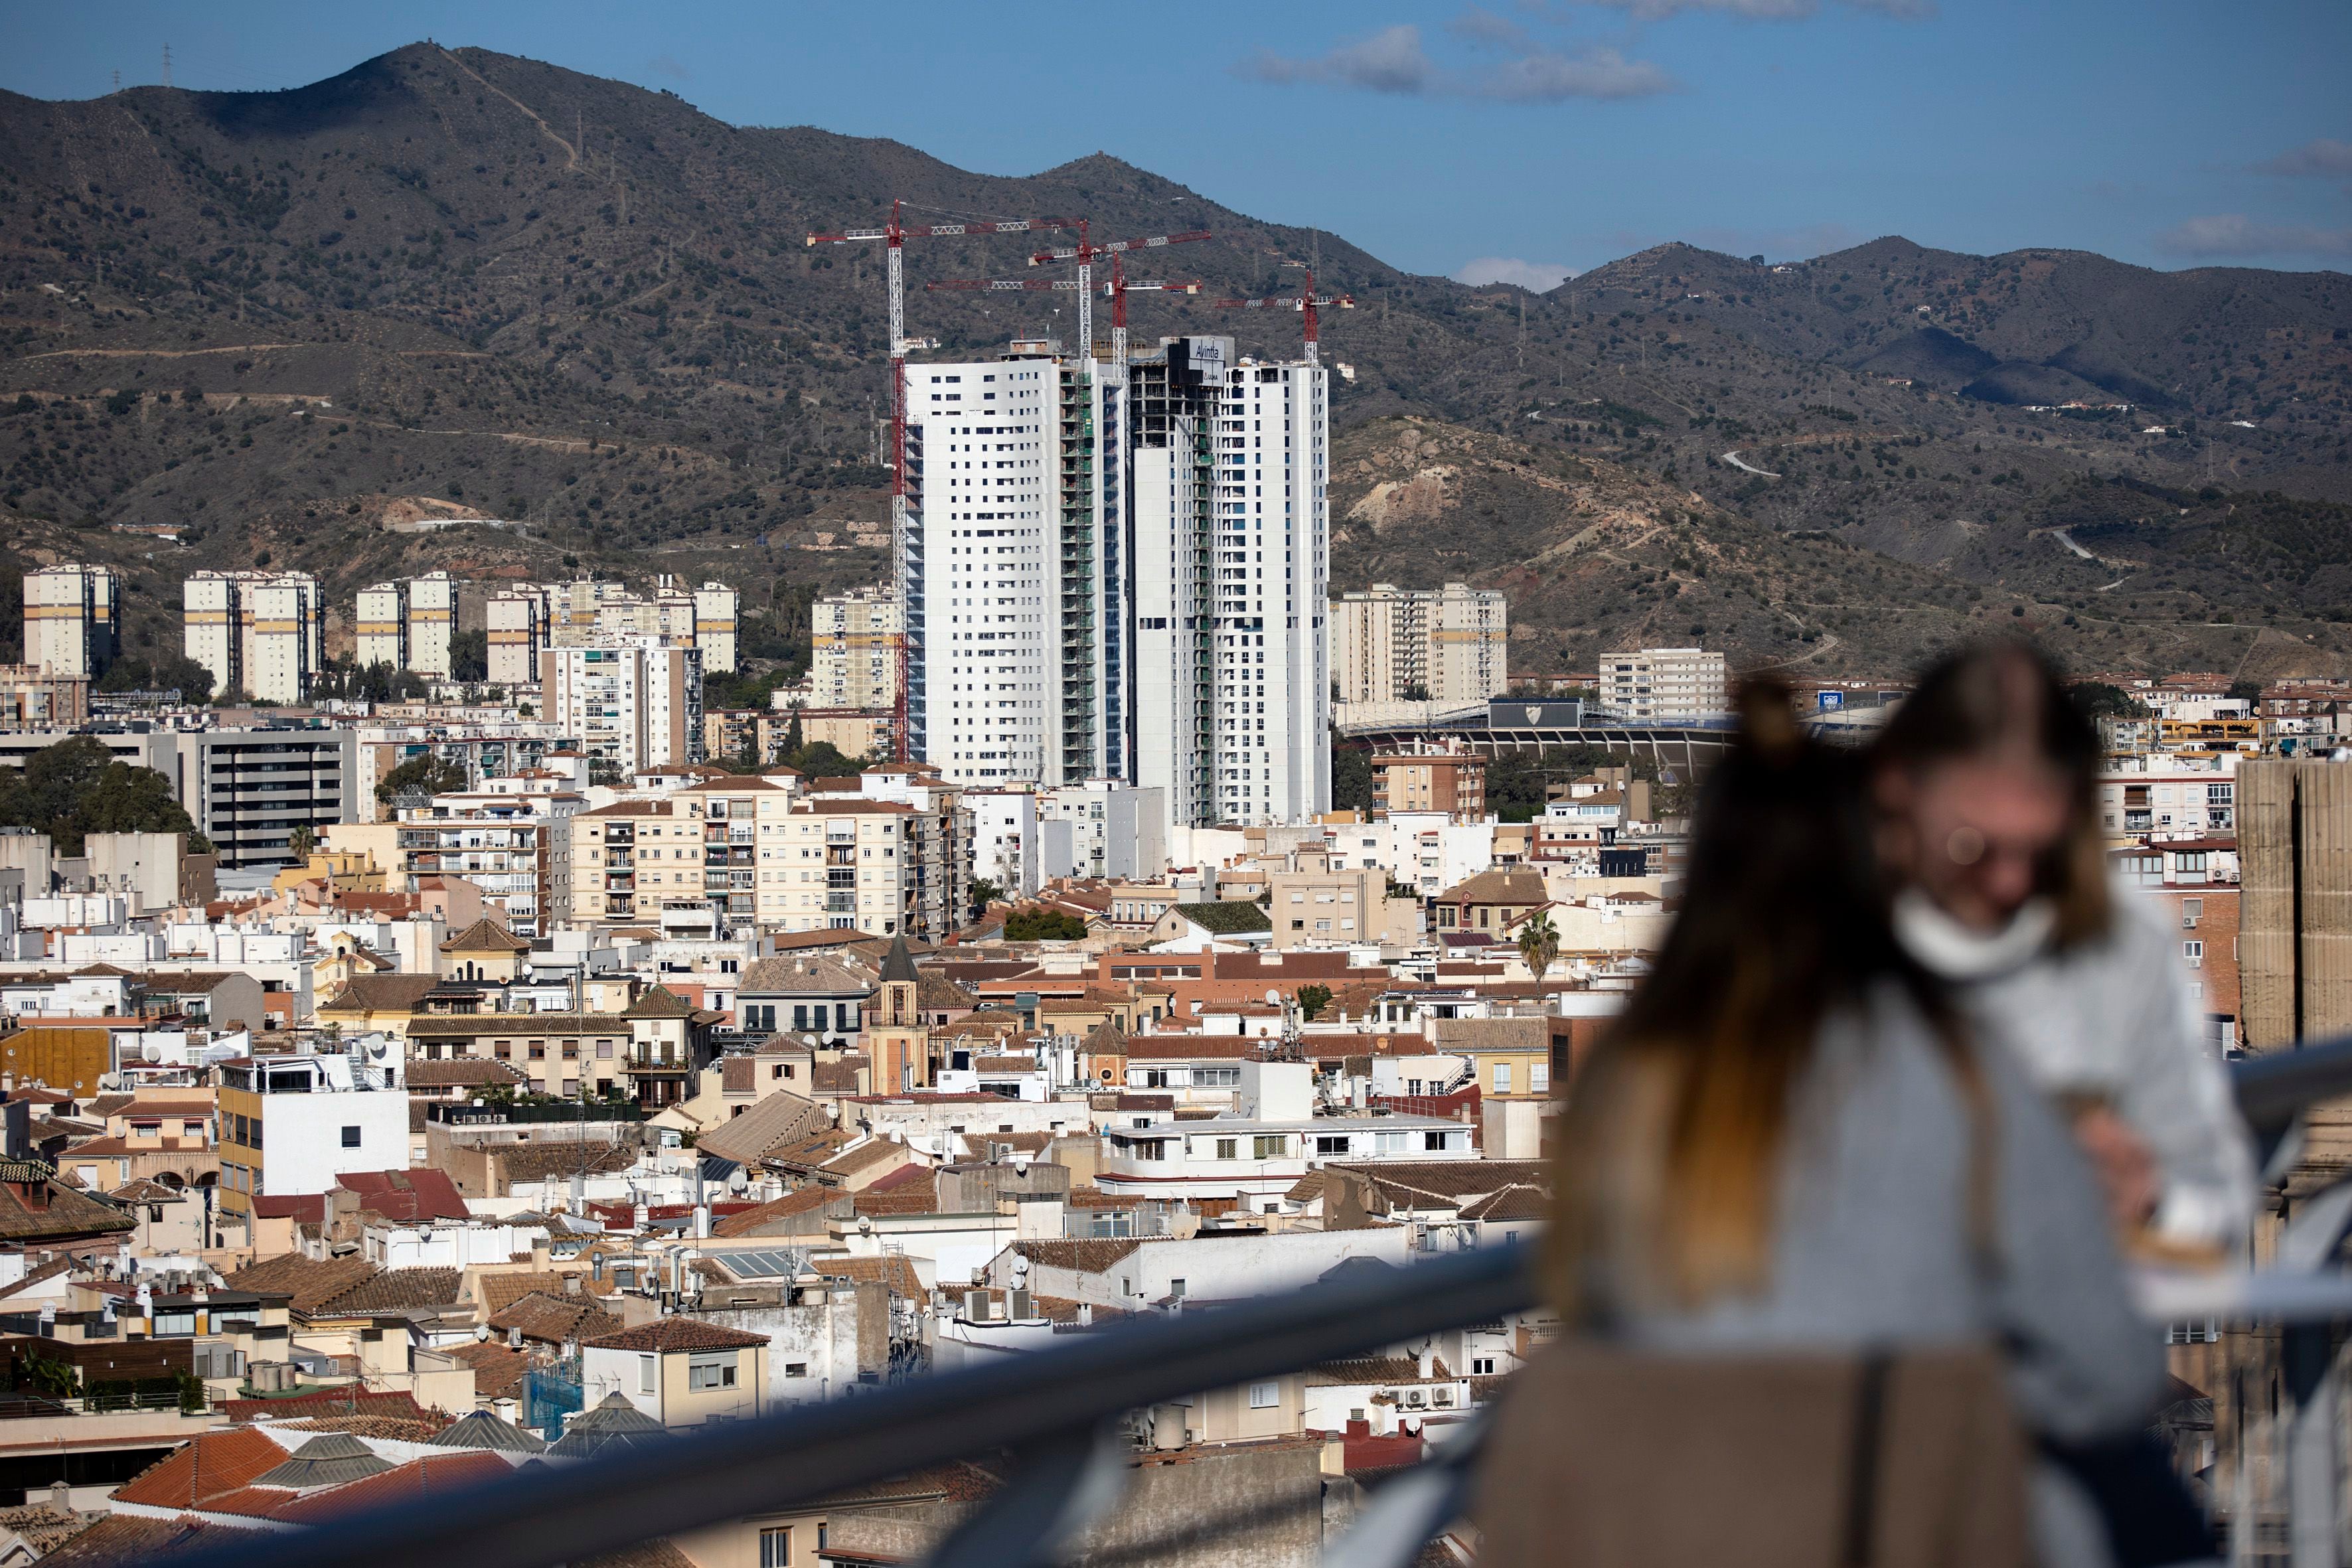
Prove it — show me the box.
[2183,915,2200,929]
[1008,1288,1034,1322]
[962,1289,992,1323]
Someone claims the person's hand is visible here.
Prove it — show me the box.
[2071,1105,2159,1233]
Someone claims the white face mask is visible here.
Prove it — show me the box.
[1891,888,2055,982]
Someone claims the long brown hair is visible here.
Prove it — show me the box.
[1549,679,1968,1316]
[1871,639,2110,948]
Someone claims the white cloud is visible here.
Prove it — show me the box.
[2254,138,2352,179]
[2155,214,2352,260]
[1486,47,1676,100]
[1456,257,1580,290]
[1236,25,1437,94]
[1237,23,1674,101]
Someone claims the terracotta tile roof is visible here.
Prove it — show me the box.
[811,1255,925,1298]
[581,1318,770,1353]
[272,1450,514,1523]
[317,975,441,1014]
[698,1090,826,1166]
[570,1542,700,1568]
[493,1142,641,1184]
[0,1504,85,1556]
[404,1058,528,1088]
[852,1174,938,1215]
[439,919,533,954]
[334,1169,470,1223]
[112,1427,289,1509]
[277,1415,450,1443]
[40,1514,261,1565]
[821,1137,911,1176]
[317,1267,465,1316]
[1011,1238,1142,1273]
[476,1271,594,1312]
[740,954,875,994]
[224,1389,440,1427]
[222,1255,378,1314]
[709,1188,832,1237]
[621,984,698,1020]
[1310,1355,1457,1385]
[490,1292,619,1345]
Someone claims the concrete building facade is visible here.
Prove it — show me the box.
[22,564,119,681]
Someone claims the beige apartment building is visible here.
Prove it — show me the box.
[1601,646,1729,723]
[1332,582,1508,706]
[1267,864,1420,949]
[22,563,119,680]
[1372,748,1486,821]
[541,641,704,777]
[487,589,547,686]
[184,570,323,704]
[566,779,937,938]
[807,586,903,710]
[354,581,408,670]
[0,664,89,730]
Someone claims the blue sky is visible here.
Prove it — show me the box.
[7,2,2347,283]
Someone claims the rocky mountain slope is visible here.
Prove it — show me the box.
[1,42,2347,678]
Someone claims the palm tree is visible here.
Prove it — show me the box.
[1516,909,1560,980]
[288,824,316,862]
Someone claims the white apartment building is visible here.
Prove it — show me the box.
[183,570,322,704]
[407,571,458,679]
[1601,646,1729,724]
[807,586,903,710]
[965,787,1041,898]
[1097,1113,1477,1203]
[1038,780,1168,883]
[354,581,408,670]
[1332,582,1508,706]
[692,582,740,675]
[393,787,583,935]
[2100,754,2238,838]
[1131,339,1332,828]
[487,589,547,686]
[907,345,1124,789]
[540,641,704,777]
[22,563,119,680]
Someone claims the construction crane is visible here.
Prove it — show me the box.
[925,255,1204,369]
[1027,224,1212,366]
[805,200,1079,760]
[1212,270,1356,367]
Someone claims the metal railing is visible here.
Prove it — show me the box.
[185,1038,2352,1568]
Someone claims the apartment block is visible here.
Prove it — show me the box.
[214,1048,408,1227]
[1038,781,1168,883]
[1130,337,1332,829]
[392,787,582,936]
[692,582,740,675]
[487,589,548,687]
[1332,582,1508,706]
[184,570,323,704]
[0,665,89,730]
[1600,646,1728,724]
[353,582,408,671]
[809,586,903,710]
[541,642,704,777]
[568,778,941,939]
[183,728,360,869]
[406,571,458,679]
[1372,748,1487,821]
[905,345,1119,788]
[22,563,119,680]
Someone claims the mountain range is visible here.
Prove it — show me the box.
[3,42,2349,684]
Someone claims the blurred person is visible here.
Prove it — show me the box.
[1484,682,2171,1568]
[1870,642,2254,1256]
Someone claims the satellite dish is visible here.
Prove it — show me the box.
[1012,1257,1030,1277]
[141,1042,164,1063]
[1265,990,1282,1008]
[857,1215,873,1233]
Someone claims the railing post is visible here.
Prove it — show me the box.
[2286,1326,2343,1568]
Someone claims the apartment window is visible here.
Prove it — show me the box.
[688,1354,739,1390]
[2183,941,2205,966]
[1493,1063,1513,1095]
[759,1527,792,1568]
[1529,1062,1551,1095]
[1248,1380,1280,1409]
[1215,1138,1238,1160]
[1472,1356,1497,1375]
[1423,1132,1451,1151]
[340,1125,361,1148]
[1315,1135,1349,1155]
[785,1362,809,1378]
[1252,1135,1287,1160]
[639,1354,657,1394]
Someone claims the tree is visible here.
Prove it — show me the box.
[1296,984,1334,1022]
[449,629,489,683]
[2069,682,2149,720]
[970,878,1006,912]
[1516,910,1561,980]
[1004,906,1089,941]
[289,824,316,860]
[1330,740,1373,813]
[374,753,468,805]
[0,736,200,855]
